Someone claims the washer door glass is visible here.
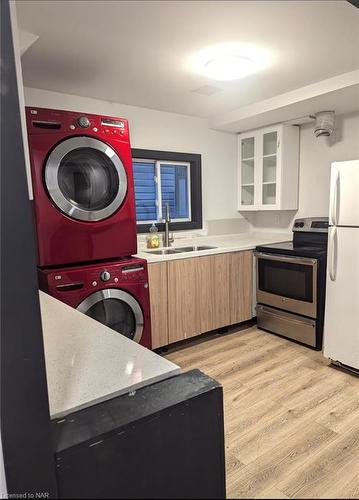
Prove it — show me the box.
[77,289,144,343]
[45,137,128,221]
[86,298,135,339]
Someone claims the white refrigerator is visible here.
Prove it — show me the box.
[323,160,359,371]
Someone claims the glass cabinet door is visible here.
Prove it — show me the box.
[262,131,277,205]
[240,136,255,206]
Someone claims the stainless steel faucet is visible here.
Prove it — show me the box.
[163,203,174,247]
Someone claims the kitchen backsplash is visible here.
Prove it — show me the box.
[137,217,251,248]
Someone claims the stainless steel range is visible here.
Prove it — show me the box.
[255,217,329,350]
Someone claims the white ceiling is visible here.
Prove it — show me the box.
[16,0,359,119]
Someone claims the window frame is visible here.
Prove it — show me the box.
[132,148,202,233]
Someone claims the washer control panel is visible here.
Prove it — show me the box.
[100,270,111,282]
[42,260,148,293]
[77,116,90,128]
[121,264,145,281]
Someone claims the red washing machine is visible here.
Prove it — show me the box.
[38,257,152,349]
[26,107,137,267]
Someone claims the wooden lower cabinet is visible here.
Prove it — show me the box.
[148,262,169,349]
[148,250,253,348]
[229,250,253,324]
[167,257,201,343]
[196,254,230,334]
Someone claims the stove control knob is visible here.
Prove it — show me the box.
[100,270,111,282]
[299,222,305,227]
[77,116,90,128]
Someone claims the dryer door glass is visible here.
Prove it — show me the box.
[45,136,128,221]
[76,289,144,343]
[58,148,119,211]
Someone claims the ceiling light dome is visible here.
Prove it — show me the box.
[190,43,272,81]
[204,55,255,81]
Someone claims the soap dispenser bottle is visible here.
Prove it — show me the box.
[146,223,160,249]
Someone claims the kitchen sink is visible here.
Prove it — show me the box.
[176,245,218,252]
[145,245,217,255]
[145,248,180,255]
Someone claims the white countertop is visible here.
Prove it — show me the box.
[39,292,181,419]
[136,231,291,263]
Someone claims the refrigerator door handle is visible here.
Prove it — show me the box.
[328,226,338,282]
[331,170,340,226]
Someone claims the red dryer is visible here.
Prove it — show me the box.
[26,107,137,267]
[38,257,152,349]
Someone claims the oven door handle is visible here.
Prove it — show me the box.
[328,226,337,282]
[254,251,317,267]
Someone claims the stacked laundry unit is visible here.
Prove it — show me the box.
[26,107,152,349]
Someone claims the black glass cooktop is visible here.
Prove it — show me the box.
[256,240,327,258]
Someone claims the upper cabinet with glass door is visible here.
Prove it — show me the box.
[238,124,299,211]
[240,135,256,207]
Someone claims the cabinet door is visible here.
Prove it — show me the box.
[261,128,279,208]
[168,258,201,343]
[229,251,253,324]
[197,254,230,333]
[148,263,169,349]
[238,124,299,211]
[239,134,257,209]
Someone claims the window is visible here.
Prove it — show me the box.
[132,149,202,233]
[133,160,191,223]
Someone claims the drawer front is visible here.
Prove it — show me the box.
[256,304,316,347]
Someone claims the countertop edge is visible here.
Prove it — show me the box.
[51,365,182,420]
[136,233,291,263]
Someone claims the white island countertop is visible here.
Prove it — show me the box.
[39,292,181,419]
[136,231,291,263]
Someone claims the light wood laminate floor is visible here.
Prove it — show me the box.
[165,326,359,499]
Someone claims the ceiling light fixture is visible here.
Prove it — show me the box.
[190,43,272,81]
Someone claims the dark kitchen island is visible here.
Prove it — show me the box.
[52,369,226,499]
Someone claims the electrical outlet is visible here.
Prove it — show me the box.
[274,214,280,226]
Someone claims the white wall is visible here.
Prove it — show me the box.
[298,112,359,217]
[244,111,359,231]
[24,87,242,227]
[24,88,358,234]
